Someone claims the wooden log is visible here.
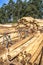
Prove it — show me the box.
[29,41,43,63]
[8,34,33,52]
[0,23,18,29]
[0,29,18,35]
[38,47,43,65]
[0,32,19,44]
[8,32,19,39]
[27,34,43,54]
[8,33,39,60]
[31,43,43,65]
[40,55,43,65]
[0,24,12,27]
[35,19,43,23]
[22,33,40,53]
[21,34,43,64]
[25,34,43,53]
[18,24,26,28]
[37,23,43,27]
[0,35,33,60]
[18,17,34,23]
[17,34,39,62]
[34,53,41,65]
[0,25,18,35]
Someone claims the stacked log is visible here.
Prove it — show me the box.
[29,41,43,63]
[6,33,43,65]
[18,17,43,32]
[12,34,43,65]
[18,17,34,23]
[0,32,39,60]
[0,17,43,65]
[8,34,33,52]
[0,17,43,45]
[0,34,33,61]
[1,33,40,60]
[34,53,41,65]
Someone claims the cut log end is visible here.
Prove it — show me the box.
[7,55,12,61]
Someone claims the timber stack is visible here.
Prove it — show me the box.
[0,17,43,65]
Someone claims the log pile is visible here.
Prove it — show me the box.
[13,34,43,65]
[0,17,43,44]
[0,17,43,65]
[0,32,43,65]
[18,17,43,32]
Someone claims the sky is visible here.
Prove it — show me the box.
[0,0,29,7]
[0,0,16,7]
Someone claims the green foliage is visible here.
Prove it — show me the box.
[0,0,43,23]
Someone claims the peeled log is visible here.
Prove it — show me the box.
[8,34,33,52]
[37,23,43,27]
[22,33,40,53]
[0,34,33,60]
[25,34,43,53]
[0,32,19,44]
[8,33,39,60]
[0,29,18,35]
[27,34,43,55]
[18,24,26,28]
[29,41,43,63]
[35,19,43,23]
[34,53,41,65]
[17,34,40,62]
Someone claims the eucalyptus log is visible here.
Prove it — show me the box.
[27,34,43,55]
[34,53,41,65]
[25,34,43,53]
[29,41,43,63]
[0,35,33,60]
[17,33,39,62]
[8,34,33,52]
[8,33,39,60]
